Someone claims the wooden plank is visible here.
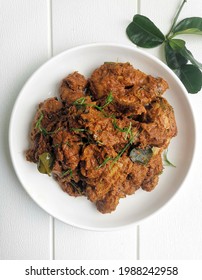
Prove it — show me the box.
[52,0,138,259]
[52,0,137,54]
[139,0,202,259]
[0,0,51,259]
[55,224,137,260]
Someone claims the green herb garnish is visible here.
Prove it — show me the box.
[129,147,153,165]
[73,92,113,112]
[35,112,61,136]
[70,180,83,195]
[111,140,133,167]
[124,122,132,140]
[126,0,202,93]
[163,149,176,167]
[73,97,86,105]
[113,119,127,132]
[96,140,104,145]
[61,168,73,177]
[37,152,54,176]
[35,112,44,129]
[97,156,112,169]
[35,112,49,136]
[65,141,71,147]
[95,126,139,169]
[73,97,87,108]
[102,91,113,108]
[53,141,71,148]
[113,120,133,140]
[71,128,86,132]
[110,131,135,167]
[104,62,116,64]
[52,143,60,148]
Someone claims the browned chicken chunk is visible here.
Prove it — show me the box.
[60,72,88,105]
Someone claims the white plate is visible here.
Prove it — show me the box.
[9,43,195,231]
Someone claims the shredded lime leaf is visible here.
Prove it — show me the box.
[102,91,113,108]
[97,157,112,169]
[35,112,48,136]
[163,149,176,167]
[61,168,73,177]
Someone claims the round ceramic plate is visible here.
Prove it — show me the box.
[9,43,195,231]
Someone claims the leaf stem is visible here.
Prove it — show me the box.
[166,0,187,38]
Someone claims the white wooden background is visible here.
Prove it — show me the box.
[1,0,202,260]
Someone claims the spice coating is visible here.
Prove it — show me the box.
[26,62,177,213]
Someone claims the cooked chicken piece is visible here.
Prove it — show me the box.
[52,130,81,171]
[139,97,177,148]
[26,98,63,162]
[79,107,139,151]
[141,152,163,191]
[89,63,168,115]
[89,62,147,99]
[60,72,88,105]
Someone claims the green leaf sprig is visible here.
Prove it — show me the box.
[163,149,176,167]
[35,112,61,136]
[35,112,49,136]
[126,0,202,93]
[101,91,113,108]
[96,156,112,169]
[69,180,83,195]
[73,91,114,111]
[61,168,73,177]
[112,119,133,140]
[96,123,135,169]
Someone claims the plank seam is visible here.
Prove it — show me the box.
[137,0,141,14]
[136,225,140,260]
[47,0,55,260]
[136,0,141,260]
[47,0,53,58]
[49,216,55,260]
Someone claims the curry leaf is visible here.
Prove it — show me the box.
[126,15,165,48]
[165,42,187,69]
[168,38,185,51]
[166,39,202,92]
[129,147,153,165]
[37,152,54,176]
[125,1,202,94]
[173,17,202,35]
[180,47,202,69]
[168,39,202,69]
[175,65,202,93]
